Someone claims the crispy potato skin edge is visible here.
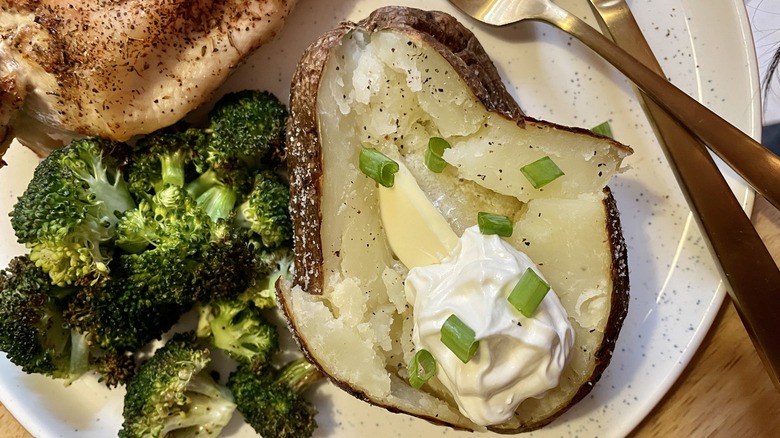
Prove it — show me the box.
[281,5,631,433]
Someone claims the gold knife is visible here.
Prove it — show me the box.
[587,0,780,391]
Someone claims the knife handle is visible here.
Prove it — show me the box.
[587,0,780,391]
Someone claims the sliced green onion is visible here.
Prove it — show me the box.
[477,212,513,237]
[507,268,551,317]
[520,156,564,189]
[408,349,437,389]
[440,314,479,363]
[425,137,451,173]
[359,148,399,187]
[590,121,614,138]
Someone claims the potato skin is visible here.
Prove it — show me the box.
[282,5,630,433]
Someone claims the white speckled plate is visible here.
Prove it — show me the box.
[0,0,760,437]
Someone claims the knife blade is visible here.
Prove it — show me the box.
[587,0,780,391]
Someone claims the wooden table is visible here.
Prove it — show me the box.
[1,198,779,437]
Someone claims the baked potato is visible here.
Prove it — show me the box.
[278,6,632,433]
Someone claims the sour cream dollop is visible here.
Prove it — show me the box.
[405,226,575,426]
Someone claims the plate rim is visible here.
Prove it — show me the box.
[0,0,763,436]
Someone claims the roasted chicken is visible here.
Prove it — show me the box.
[0,0,296,166]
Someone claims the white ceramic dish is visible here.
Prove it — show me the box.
[0,0,761,436]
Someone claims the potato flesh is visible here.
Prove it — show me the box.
[443,117,628,202]
[290,28,624,428]
[505,197,613,424]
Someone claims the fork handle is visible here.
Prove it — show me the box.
[537,8,780,210]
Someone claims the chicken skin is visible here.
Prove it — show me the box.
[0,0,296,165]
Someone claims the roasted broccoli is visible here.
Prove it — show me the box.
[119,332,236,438]
[197,296,279,369]
[240,245,294,309]
[228,358,322,438]
[65,262,187,355]
[68,206,256,354]
[234,169,295,309]
[9,138,135,286]
[63,185,214,354]
[116,184,212,255]
[0,255,76,378]
[125,122,207,198]
[90,350,136,388]
[0,255,134,386]
[237,170,293,248]
[119,185,255,300]
[186,90,289,222]
[205,90,289,169]
[2,88,312,433]
[189,220,257,302]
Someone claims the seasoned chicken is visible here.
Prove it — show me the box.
[0,0,296,165]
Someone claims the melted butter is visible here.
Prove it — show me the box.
[377,161,459,269]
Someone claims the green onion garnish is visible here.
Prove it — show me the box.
[440,314,479,363]
[408,349,437,389]
[477,212,513,237]
[520,156,564,189]
[425,137,451,173]
[507,268,551,317]
[359,148,399,187]
[590,121,614,138]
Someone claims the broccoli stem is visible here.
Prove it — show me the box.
[161,393,236,436]
[185,169,220,199]
[160,373,236,437]
[185,170,237,222]
[277,358,322,394]
[196,187,237,223]
[187,372,235,401]
[68,330,90,381]
[159,151,187,188]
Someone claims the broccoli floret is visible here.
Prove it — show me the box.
[126,122,207,198]
[236,170,293,248]
[232,169,294,309]
[67,246,208,354]
[10,138,136,286]
[65,249,195,354]
[197,297,279,369]
[189,221,256,302]
[185,90,289,222]
[70,189,255,353]
[205,90,288,169]
[228,358,322,438]
[0,255,134,386]
[119,332,236,438]
[117,185,252,304]
[240,245,294,309]
[0,255,74,378]
[116,185,212,254]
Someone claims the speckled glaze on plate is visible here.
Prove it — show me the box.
[0,0,761,437]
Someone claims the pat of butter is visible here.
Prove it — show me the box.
[378,161,458,269]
